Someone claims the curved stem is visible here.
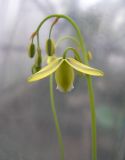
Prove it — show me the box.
[35,14,87,60]
[49,75,64,160]
[55,35,80,48]
[49,20,56,39]
[49,25,53,39]
[63,47,81,62]
[49,17,60,39]
[37,32,40,48]
[37,14,97,160]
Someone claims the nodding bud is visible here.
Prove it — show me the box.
[87,51,93,61]
[32,47,42,74]
[28,42,35,58]
[32,64,41,74]
[46,39,55,56]
[35,47,42,66]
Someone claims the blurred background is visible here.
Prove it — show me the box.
[0,0,125,160]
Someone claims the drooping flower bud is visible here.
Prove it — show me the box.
[35,47,42,66]
[28,42,35,58]
[46,39,55,56]
[87,51,92,61]
[32,64,41,74]
[55,61,74,92]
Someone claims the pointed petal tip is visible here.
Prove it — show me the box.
[27,76,33,83]
[91,71,104,77]
[66,58,104,77]
[101,72,104,76]
[97,70,104,77]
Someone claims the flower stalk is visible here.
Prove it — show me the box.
[49,75,64,160]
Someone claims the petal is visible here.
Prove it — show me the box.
[55,60,74,92]
[28,58,63,82]
[47,55,57,64]
[66,58,104,76]
[56,84,74,92]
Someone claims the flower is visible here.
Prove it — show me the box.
[28,56,104,92]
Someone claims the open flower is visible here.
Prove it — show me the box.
[28,56,104,92]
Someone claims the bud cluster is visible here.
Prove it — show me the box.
[27,17,92,78]
[28,41,42,74]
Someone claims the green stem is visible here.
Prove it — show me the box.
[37,32,40,48]
[49,17,60,39]
[49,23,54,39]
[49,75,64,160]
[36,14,97,160]
[63,47,82,62]
[55,35,80,48]
[86,75,97,160]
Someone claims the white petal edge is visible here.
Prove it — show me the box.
[56,84,74,92]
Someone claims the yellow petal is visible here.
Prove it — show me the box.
[47,55,57,64]
[66,58,104,76]
[28,58,64,82]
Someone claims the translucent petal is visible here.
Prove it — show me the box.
[28,58,63,82]
[56,84,74,92]
[55,61,74,92]
[47,55,57,64]
[66,58,104,76]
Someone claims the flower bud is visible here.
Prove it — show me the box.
[28,42,35,58]
[55,61,74,92]
[35,47,42,66]
[32,64,41,74]
[87,51,92,61]
[46,39,55,56]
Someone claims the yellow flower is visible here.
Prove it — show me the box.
[28,56,104,92]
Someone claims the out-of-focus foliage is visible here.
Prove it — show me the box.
[0,0,125,160]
